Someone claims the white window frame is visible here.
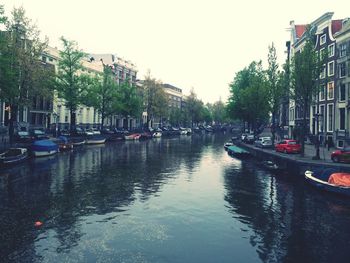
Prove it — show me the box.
[320,47,326,60]
[319,84,326,101]
[320,64,326,79]
[339,83,346,101]
[328,61,335,76]
[328,44,335,57]
[327,81,334,100]
[320,34,326,45]
[339,62,346,78]
[339,107,346,131]
[327,103,334,132]
[319,105,325,132]
[340,43,347,57]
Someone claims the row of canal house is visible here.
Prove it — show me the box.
[0,45,188,134]
[286,12,350,148]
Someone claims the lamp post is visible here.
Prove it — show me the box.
[313,112,323,160]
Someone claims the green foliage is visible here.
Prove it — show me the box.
[227,61,270,132]
[82,65,118,129]
[142,74,168,126]
[208,100,227,124]
[55,37,88,131]
[115,81,143,125]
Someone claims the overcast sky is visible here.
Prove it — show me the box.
[2,0,350,103]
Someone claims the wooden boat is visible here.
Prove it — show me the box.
[124,133,141,140]
[227,145,250,158]
[31,140,59,157]
[86,135,106,145]
[0,148,29,166]
[305,169,350,197]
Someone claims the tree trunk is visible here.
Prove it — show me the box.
[9,104,18,145]
[301,102,308,157]
[70,109,76,133]
[271,111,276,146]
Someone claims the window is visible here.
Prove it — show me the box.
[320,84,325,101]
[328,104,333,132]
[319,105,325,132]
[340,83,346,101]
[327,82,334,99]
[328,61,334,76]
[340,43,347,57]
[320,65,326,79]
[339,108,345,130]
[49,57,53,62]
[328,44,335,57]
[320,34,326,45]
[320,48,326,60]
[42,56,47,62]
[339,62,346,78]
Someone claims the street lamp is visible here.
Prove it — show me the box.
[313,112,323,160]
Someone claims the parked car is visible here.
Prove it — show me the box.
[243,134,255,144]
[254,137,273,148]
[331,147,350,163]
[275,139,301,154]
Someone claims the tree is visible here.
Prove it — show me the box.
[290,28,323,156]
[142,73,168,128]
[266,42,285,145]
[83,64,117,130]
[210,99,227,124]
[227,61,269,134]
[55,37,87,133]
[0,7,53,143]
[115,81,143,130]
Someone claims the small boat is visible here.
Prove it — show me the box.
[305,169,350,197]
[224,142,234,150]
[0,148,29,166]
[260,160,281,171]
[152,131,162,138]
[227,145,250,158]
[86,135,106,145]
[54,136,74,151]
[70,137,86,146]
[179,127,188,135]
[31,139,59,157]
[124,133,141,140]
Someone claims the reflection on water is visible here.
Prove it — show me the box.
[1,134,350,262]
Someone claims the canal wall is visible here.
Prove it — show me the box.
[234,141,350,176]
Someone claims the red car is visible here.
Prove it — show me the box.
[331,147,350,163]
[275,139,301,154]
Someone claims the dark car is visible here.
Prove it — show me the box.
[331,147,350,163]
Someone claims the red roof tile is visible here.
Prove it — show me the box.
[295,25,307,38]
[331,20,343,35]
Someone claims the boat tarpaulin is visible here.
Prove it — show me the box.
[328,173,350,187]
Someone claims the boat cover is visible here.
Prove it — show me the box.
[58,136,68,143]
[31,140,58,151]
[227,145,249,154]
[328,173,350,187]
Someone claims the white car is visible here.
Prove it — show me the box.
[254,137,273,148]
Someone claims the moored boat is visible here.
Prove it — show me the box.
[0,148,29,166]
[124,133,141,140]
[54,136,74,151]
[305,169,350,197]
[86,135,106,145]
[31,140,59,157]
[224,142,234,150]
[227,145,250,159]
[70,137,86,146]
[152,131,162,138]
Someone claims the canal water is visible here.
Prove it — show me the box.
[1,134,350,263]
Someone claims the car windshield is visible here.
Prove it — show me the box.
[34,130,45,135]
[18,131,29,136]
[288,141,297,145]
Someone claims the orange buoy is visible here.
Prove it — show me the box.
[34,221,43,227]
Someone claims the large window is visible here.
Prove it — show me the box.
[339,108,345,131]
[327,82,334,99]
[339,62,346,78]
[328,104,333,132]
[320,84,325,101]
[320,34,326,45]
[319,105,325,132]
[320,65,326,79]
[340,83,346,101]
[328,44,335,57]
[340,43,347,57]
[328,61,335,76]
